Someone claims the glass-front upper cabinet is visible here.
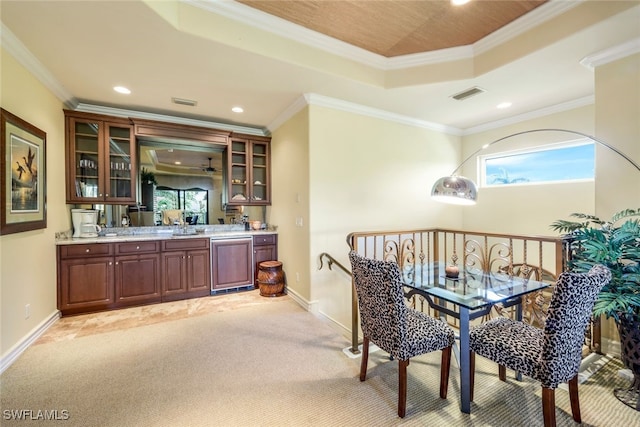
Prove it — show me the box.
[65,111,136,204]
[226,135,270,206]
[251,140,269,203]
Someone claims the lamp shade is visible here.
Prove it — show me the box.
[431,175,477,205]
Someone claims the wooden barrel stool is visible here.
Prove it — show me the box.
[257,261,285,297]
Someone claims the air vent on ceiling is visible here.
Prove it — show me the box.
[451,86,486,101]
[172,97,198,107]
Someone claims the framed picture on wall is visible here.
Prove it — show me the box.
[0,108,47,235]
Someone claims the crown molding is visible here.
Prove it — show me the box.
[187,0,573,71]
[580,37,640,70]
[270,92,596,137]
[473,0,579,56]
[268,93,462,136]
[462,96,595,136]
[74,103,268,136]
[186,0,388,69]
[0,22,75,105]
[267,95,309,132]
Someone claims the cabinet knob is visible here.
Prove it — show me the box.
[115,261,119,265]
[136,246,140,250]
[109,261,113,265]
[85,248,90,253]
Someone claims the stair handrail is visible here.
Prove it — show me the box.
[318,252,360,355]
[318,252,351,276]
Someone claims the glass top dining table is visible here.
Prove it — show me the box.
[401,262,550,414]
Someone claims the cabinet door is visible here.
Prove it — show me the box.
[67,117,103,203]
[114,254,161,305]
[253,245,277,287]
[59,256,114,313]
[228,139,249,204]
[161,251,188,297]
[104,122,136,203]
[186,249,211,295]
[211,239,253,290]
[250,140,270,204]
[65,113,136,204]
[226,137,271,206]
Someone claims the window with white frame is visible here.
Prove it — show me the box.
[480,139,595,187]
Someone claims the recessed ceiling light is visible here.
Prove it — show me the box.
[451,0,471,6]
[232,106,244,113]
[174,161,181,165]
[497,102,512,109]
[113,86,131,94]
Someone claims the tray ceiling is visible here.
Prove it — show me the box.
[237,0,547,57]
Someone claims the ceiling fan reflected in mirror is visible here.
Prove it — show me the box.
[201,157,217,174]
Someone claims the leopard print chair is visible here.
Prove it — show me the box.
[348,251,455,418]
[469,264,611,427]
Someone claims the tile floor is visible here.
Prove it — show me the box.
[35,289,287,344]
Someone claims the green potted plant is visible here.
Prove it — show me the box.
[551,208,640,410]
[140,168,157,185]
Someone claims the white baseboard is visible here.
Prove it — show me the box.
[0,310,60,374]
[285,287,319,313]
[286,289,356,346]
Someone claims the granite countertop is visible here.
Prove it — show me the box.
[55,225,277,245]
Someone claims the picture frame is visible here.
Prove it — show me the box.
[1,108,47,235]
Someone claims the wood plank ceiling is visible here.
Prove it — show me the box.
[238,0,548,57]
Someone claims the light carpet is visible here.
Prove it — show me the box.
[1,292,638,426]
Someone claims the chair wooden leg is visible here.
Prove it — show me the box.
[398,359,409,418]
[541,387,557,427]
[440,346,452,399]
[499,364,506,382]
[568,375,581,423]
[470,351,475,402]
[360,337,369,382]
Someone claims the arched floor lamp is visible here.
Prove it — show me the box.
[431,127,640,410]
[431,128,640,205]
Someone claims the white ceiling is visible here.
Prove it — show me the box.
[1,0,639,135]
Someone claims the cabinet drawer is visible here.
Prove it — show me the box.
[162,238,209,251]
[253,234,276,245]
[116,241,160,254]
[59,243,113,259]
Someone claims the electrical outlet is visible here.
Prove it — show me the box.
[296,272,300,282]
[295,217,303,227]
[25,304,30,319]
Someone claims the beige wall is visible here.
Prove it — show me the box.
[268,107,311,303]
[460,105,596,235]
[304,105,461,331]
[594,53,640,219]
[1,48,67,361]
[594,53,640,352]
